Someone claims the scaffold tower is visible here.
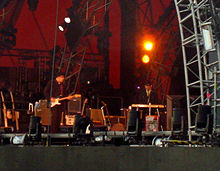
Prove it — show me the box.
[174,0,220,141]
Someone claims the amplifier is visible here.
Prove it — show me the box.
[35,107,51,125]
[65,115,76,125]
[144,115,158,132]
[34,100,51,125]
[68,97,81,113]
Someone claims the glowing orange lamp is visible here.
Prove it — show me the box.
[142,55,150,64]
[144,41,153,51]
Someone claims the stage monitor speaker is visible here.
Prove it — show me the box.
[89,109,105,125]
[167,95,185,130]
[35,100,51,125]
[127,110,140,134]
[196,105,212,133]
[68,97,81,113]
[172,107,184,131]
[28,115,41,134]
[35,107,51,125]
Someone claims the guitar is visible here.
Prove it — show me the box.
[0,90,19,131]
[50,94,81,108]
[0,91,8,128]
[101,101,111,128]
[81,98,88,117]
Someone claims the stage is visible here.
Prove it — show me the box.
[0,146,220,171]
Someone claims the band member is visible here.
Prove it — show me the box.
[44,72,69,133]
[136,82,158,104]
[145,83,153,104]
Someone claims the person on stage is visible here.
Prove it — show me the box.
[136,82,158,104]
[44,72,70,133]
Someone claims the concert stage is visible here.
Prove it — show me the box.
[0,146,220,171]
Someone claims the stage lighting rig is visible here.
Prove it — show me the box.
[58,17,72,32]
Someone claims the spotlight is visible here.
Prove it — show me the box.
[58,25,65,32]
[64,17,71,24]
[201,22,215,51]
[142,55,150,64]
[144,41,153,51]
[58,22,69,32]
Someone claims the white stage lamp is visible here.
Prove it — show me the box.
[64,17,71,24]
[201,22,215,51]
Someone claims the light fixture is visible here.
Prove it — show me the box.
[144,41,153,51]
[201,22,215,51]
[64,17,71,24]
[142,55,150,64]
[58,25,65,32]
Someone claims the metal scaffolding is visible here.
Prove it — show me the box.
[57,0,112,93]
[174,0,220,141]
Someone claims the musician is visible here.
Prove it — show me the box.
[136,82,158,104]
[44,72,69,133]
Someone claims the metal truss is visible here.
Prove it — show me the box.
[0,0,25,50]
[174,0,220,141]
[0,48,104,93]
[58,0,112,93]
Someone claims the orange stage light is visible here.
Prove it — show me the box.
[144,41,153,51]
[142,55,150,64]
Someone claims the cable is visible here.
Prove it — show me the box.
[46,0,60,146]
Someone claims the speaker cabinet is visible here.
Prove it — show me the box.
[68,97,81,113]
[127,110,140,133]
[35,107,51,125]
[89,109,105,125]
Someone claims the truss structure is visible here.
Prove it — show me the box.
[0,48,104,94]
[58,0,112,93]
[174,0,220,141]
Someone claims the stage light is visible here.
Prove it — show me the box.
[58,25,65,32]
[142,55,150,64]
[64,17,71,24]
[144,41,153,51]
[201,22,215,51]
